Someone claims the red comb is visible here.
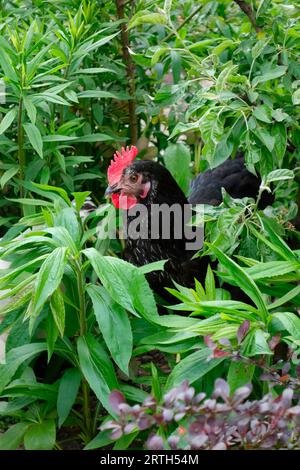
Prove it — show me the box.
[107,146,138,185]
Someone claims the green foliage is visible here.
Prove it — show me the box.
[0,0,299,452]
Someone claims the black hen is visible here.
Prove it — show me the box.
[105,147,273,299]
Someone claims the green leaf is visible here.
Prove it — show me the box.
[138,259,167,275]
[252,66,287,85]
[72,191,91,212]
[268,285,300,310]
[163,143,191,194]
[24,420,56,450]
[271,123,287,167]
[265,169,294,184]
[2,382,58,402]
[241,329,272,356]
[251,39,270,60]
[84,430,113,450]
[169,119,202,139]
[83,248,159,323]
[151,47,169,66]
[164,0,173,21]
[151,362,162,402]
[0,397,34,416]
[31,247,69,323]
[0,48,18,81]
[57,368,81,427]
[23,96,37,124]
[33,93,70,106]
[227,361,255,394]
[272,108,288,122]
[45,227,78,256]
[82,31,120,54]
[26,181,71,206]
[208,245,269,321]
[0,108,17,135]
[23,123,43,158]
[292,88,300,105]
[87,285,132,375]
[165,348,224,390]
[5,197,53,207]
[246,260,299,280]
[0,166,19,188]
[256,0,271,18]
[215,62,238,92]
[253,127,275,152]
[113,432,139,450]
[120,384,149,403]
[0,343,47,393]
[70,133,115,143]
[78,90,129,100]
[0,422,29,450]
[253,105,272,123]
[77,334,118,414]
[50,288,65,337]
[129,11,167,29]
[270,311,300,340]
[205,265,216,300]
[262,217,298,262]
[45,312,59,362]
[213,39,235,56]
[64,90,78,103]
[73,67,118,75]
[53,207,81,248]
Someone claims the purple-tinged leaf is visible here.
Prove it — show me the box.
[110,426,123,440]
[162,409,174,422]
[282,361,291,375]
[124,423,136,435]
[280,389,293,409]
[137,415,153,430]
[213,378,230,401]
[289,405,300,415]
[237,320,250,345]
[109,390,126,415]
[174,412,186,421]
[260,372,277,382]
[233,384,252,404]
[189,433,208,448]
[167,435,180,449]
[147,435,164,450]
[212,442,227,450]
[219,338,232,348]
[204,335,217,349]
[213,349,230,358]
[268,333,281,351]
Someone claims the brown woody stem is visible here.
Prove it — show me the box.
[234,0,262,33]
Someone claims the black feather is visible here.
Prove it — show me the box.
[122,155,274,301]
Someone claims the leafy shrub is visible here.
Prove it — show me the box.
[0,0,300,451]
[103,379,300,450]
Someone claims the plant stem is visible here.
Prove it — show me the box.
[17,96,25,199]
[164,4,204,42]
[234,0,262,33]
[76,260,93,440]
[115,0,138,144]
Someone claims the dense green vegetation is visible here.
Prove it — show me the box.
[0,0,299,450]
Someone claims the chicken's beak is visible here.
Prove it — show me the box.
[104,184,120,198]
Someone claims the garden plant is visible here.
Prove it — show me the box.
[0,0,299,451]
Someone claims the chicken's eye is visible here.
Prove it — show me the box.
[130,174,138,183]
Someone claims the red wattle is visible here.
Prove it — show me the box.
[111,193,137,210]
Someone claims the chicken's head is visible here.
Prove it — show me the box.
[105,146,151,209]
